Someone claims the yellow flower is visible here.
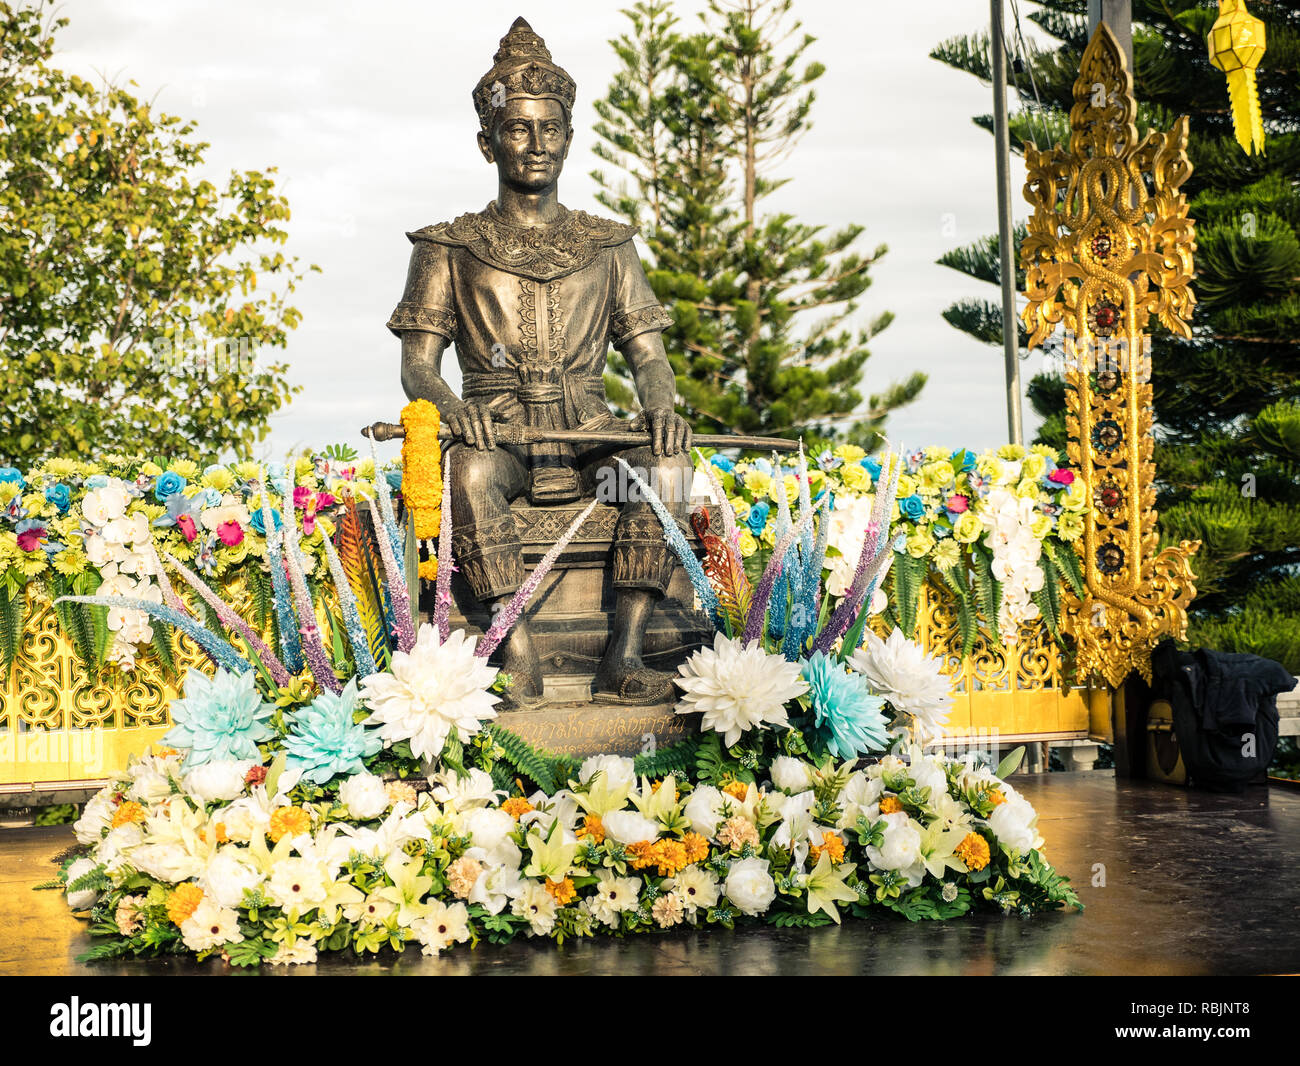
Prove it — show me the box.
[418,558,439,582]
[905,531,934,559]
[401,399,443,546]
[1021,453,1048,480]
[683,832,709,864]
[140,460,163,477]
[22,491,50,517]
[728,495,751,522]
[920,460,956,490]
[358,457,375,479]
[294,456,315,481]
[43,458,79,477]
[895,473,916,498]
[933,538,961,570]
[721,779,750,802]
[745,470,772,498]
[738,530,758,557]
[577,814,605,843]
[996,443,1026,461]
[1030,443,1059,463]
[833,444,866,464]
[1030,514,1053,540]
[923,445,949,462]
[841,464,870,492]
[167,459,200,480]
[268,806,312,842]
[0,483,19,505]
[953,512,983,544]
[1061,479,1088,512]
[807,830,847,866]
[201,467,235,492]
[1016,478,1041,501]
[51,546,89,576]
[769,474,799,505]
[166,883,204,925]
[759,523,776,549]
[975,454,1003,481]
[954,831,990,872]
[1057,511,1084,542]
[234,460,263,482]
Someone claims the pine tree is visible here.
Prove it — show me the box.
[593,0,924,448]
[931,1,1300,672]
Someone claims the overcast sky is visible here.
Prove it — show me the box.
[54,0,1057,461]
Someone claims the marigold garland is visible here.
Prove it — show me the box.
[400,399,443,545]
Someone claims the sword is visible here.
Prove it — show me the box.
[360,420,803,452]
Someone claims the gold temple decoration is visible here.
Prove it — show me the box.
[1020,24,1200,689]
[1209,0,1267,156]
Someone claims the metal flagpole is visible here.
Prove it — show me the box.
[991,0,1023,445]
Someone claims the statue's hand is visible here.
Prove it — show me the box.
[632,407,692,457]
[444,399,498,450]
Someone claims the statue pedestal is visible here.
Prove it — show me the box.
[421,498,716,751]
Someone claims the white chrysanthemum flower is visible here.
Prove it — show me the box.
[849,627,952,745]
[674,634,808,747]
[359,624,500,761]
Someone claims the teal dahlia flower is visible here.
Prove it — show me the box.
[801,651,889,760]
[163,667,276,768]
[283,679,382,785]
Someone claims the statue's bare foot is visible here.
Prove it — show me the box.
[497,623,545,710]
[593,656,675,705]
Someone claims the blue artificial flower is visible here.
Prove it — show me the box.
[751,458,773,476]
[816,449,842,472]
[84,474,109,489]
[385,468,403,492]
[249,506,283,535]
[860,457,882,481]
[747,499,771,535]
[44,483,71,513]
[951,449,977,474]
[162,667,276,768]
[899,494,926,521]
[708,454,735,473]
[0,467,25,490]
[282,679,381,785]
[154,470,187,501]
[266,461,288,479]
[801,651,889,760]
[200,487,222,507]
[152,491,203,528]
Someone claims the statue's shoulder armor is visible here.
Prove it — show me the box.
[405,206,637,281]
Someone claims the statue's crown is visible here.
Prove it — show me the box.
[473,17,576,130]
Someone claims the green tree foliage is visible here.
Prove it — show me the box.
[593,0,924,449]
[931,0,1300,671]
[0,1,314,466]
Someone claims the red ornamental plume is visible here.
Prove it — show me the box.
[692,508,750,636]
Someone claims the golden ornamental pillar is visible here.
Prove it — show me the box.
[1019,23,1200,689]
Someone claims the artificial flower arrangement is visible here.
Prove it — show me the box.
[0,447,393,674]
[701,442,1089,654]
[47,435,1081,966]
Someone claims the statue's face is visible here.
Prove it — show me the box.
[478,97,572,193]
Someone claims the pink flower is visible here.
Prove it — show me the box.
[1048,469,1075,486]
[16,526,45,551]
[315,491,336,509]
[176,515,198,542]
[217,519,244,546]
[293,485,312,509]
[946,494,969,514]
[302,513,316,537]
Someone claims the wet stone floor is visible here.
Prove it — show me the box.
[2,772,1297,976]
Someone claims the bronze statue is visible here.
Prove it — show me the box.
[388,17,695,709]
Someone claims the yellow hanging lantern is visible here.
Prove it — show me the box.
[398,399,443,575]
[1208,0,1267,155]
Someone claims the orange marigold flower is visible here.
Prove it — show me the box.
[166,883,204,925]
[722,779,750,802]
[401,399,443,545]
[986,788,1006,808]
[683,832,709,864]
[213,822,229,845]
[577,814,605,843]
[501,796,534,821]
[879,795,904,815]
[544,877,577,905]
[418,558,439,582]
[268,806,312,842]
[808,830,846,866]
[954,831,991,872]
[152,747,180,758]
[111,801,147,829]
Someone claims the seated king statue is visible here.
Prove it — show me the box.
[388,18,695,710]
